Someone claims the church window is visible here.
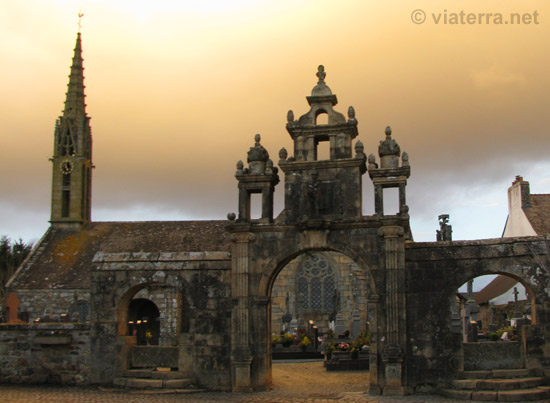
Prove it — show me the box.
[296,253,335,313]
[62,190,70,218]
[59,126,76,156]
[63,172,71,187]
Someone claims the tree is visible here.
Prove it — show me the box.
[0,236,32,298]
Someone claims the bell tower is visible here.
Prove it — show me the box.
[50,33,93,228]
[278,65,366,223]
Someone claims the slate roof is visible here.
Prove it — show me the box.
[524,194,550,235]
[9,221,230,290]
[474,275,517,305]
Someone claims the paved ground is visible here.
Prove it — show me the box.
[0,361,529,402]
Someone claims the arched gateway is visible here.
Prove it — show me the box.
[227,66,413,394]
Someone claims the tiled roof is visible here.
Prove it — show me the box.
[9,221,230,289]
[524,194,550,235]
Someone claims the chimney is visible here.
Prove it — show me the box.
[509,176,531,211]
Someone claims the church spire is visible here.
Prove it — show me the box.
[50,32,93,228]
[63,33,86,119]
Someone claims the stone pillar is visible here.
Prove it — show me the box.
[305,137,315,161]
[250,296,270,390]
[238,183,250,221]
[367,294,381,394]
[398,183,406,214]
[261,186,273,222]
[378,226,408,396]
[374,185,383,215]
[231,233,255,392]
[295,135,305,161]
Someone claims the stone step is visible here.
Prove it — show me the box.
[122,369,187,379]
[123,369,152,378]
[113,377,194,389]
[458,368,534,379]
[151,370,187,380]
[452,377,545,390]
[440,386,550,402]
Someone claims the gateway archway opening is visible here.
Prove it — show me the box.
[455,273,536,372]
[269,251,371,379]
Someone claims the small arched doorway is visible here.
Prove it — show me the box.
[128,298,160,345]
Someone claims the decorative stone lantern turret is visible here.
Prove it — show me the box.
[368,126,410,216]
[234,134,279,223]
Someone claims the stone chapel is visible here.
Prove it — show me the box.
[2,32,550,399]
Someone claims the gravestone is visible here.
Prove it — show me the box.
[334,312,345,335]
[5,292,23,323]
[351,310,361,338]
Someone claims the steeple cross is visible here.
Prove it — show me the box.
[78,12,84,32]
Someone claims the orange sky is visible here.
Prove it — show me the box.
[1,0,549,242]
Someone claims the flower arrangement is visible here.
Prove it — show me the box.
[300,336,311,347]
[271,334,282,344]
[354,332,370,349]
[337,342,350,351]
[282,333,294,346]
[145,330,153,344]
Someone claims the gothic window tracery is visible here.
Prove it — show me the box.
[59,126,76,156]
[296,253,335,313]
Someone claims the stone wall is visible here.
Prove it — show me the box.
[0,323,90,384]
[463,342,522,370]
[5,289,90,323]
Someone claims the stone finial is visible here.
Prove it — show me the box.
[348,106,356,120]
[227,212,236,221]
[402,152,409,167]
[378,125,401,163]
[316,65,326,84]
[247,135,269,163]
[266,159,274,174]
[236,160,244,171]
[367,153,378,169]
[287,110,294,123]
[279,147,288,161]
[354,140,365,158]
[247,134,269,174]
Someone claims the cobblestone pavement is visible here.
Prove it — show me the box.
[0,361,527,403]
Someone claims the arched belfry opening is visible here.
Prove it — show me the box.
[227,65,412,395]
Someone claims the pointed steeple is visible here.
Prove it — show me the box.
[63,33,86,119]
[50,33,93,228]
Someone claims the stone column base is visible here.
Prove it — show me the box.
[232,358,253,392]
[382,360,409,396]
